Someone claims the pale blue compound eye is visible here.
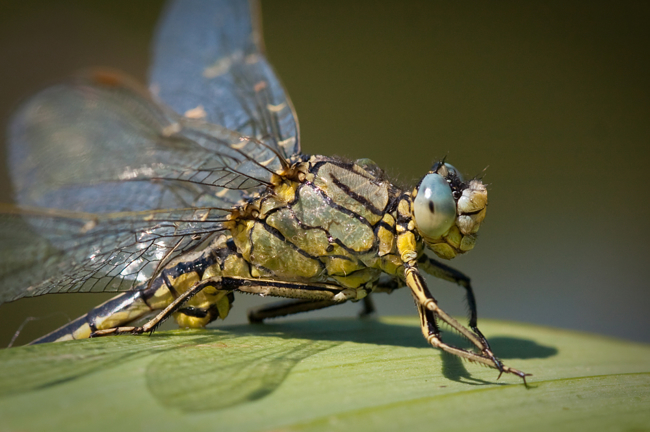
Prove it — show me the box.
[413,173,456,240]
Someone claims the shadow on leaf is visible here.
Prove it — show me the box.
[0,332,233,398]
[146,337,339,411]
[488,337,558,359]
[0,318,557,411]
[434,333,556,386]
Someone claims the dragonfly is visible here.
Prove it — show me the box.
[0,0,529,383]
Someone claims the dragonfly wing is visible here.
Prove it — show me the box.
[2,0,298,304]
[0,206,228,304]
[3,70,286,303]
[9,71,283,213]
[150,0,301,159]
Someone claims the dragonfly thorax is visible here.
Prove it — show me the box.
[227,155,405,292]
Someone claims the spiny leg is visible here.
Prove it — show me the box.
[415,301,494,367]
[238,277,382,322]
[248,287,378,322]
[415,300,530,385]
[247,299,341,323]
[420,256,494,356]
[231,277,353,302]
[404,265,503,372]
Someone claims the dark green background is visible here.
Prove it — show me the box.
[0,1,648,346]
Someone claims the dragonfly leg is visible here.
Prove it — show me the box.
[247,293,377,322]
[247,279,382,322]
[231,277,376,322]
[231,277,356,301]
[415,300,530,385]
[91,277,222,337]
[363,273,409,316]
[359,295,375,317]
[247,299,341,323]
[419,256,494,356]
[404,264,505,374]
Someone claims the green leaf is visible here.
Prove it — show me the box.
[0,317,648,431]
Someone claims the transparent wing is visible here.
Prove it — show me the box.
[0,205,229,304]
[9,71,285,214]
[149,0,301,159]
[2,70,286,304]
[1,0,299,305]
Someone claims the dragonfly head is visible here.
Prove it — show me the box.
[412,162,487,259]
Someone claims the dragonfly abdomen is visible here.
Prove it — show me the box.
[30,236,241,344]
[29,288,162,344]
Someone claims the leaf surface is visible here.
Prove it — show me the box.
[0,317,648,432]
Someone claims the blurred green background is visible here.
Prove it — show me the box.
[0,1,648,346]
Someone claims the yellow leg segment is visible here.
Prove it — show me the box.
[404,261,530,384]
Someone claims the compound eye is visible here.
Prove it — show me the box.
[413,173,456,240]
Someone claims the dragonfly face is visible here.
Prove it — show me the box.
[0,0,529,384]
[412,162,488,260]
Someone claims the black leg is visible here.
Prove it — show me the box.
[405,263,507,374]
[413,297,530,385]
[420,256,495,355]
[359,295,376,317]
[247,299,341,323]
[419,256,476,324]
